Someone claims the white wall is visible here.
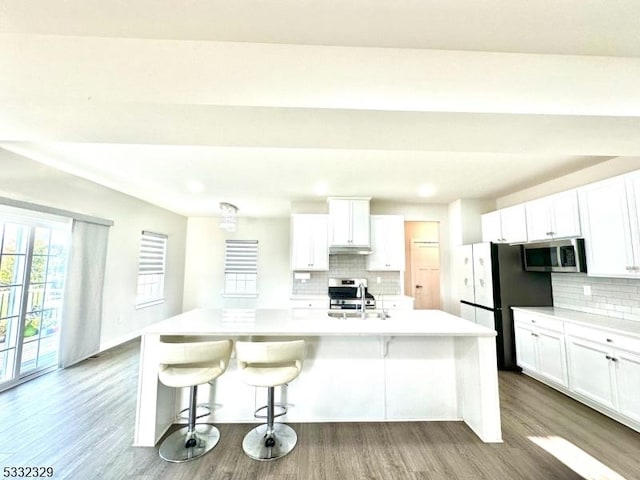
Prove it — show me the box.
[0,149,187,350]
[183,216,291,310]
[183,202,458,315]
[497,156,640,208]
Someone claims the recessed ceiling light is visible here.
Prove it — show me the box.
[418,184,437,198]
[314,182,329,196]
[186,180,205,193]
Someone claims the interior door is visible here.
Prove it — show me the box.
[411,241,440,309]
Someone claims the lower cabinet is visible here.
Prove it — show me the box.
[513,308,640,434]
[616,350,640,423]
[566,336,616,409]
[566,334,640,422]
[513,312,567,387]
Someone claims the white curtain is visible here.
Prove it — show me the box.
[59,220,110,368]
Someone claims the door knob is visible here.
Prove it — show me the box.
[415,285,423,289]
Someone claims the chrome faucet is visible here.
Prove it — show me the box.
[358,282,367,318]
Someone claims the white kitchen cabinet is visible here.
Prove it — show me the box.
[566,323,640,422]
[481,210,502,243]
[514,312,567,387]
[290,298,328,309]
[616,349,640,423]
[381,296,414,310]
[566,335,616,410]
[458,245,475,304]
[514,321,537,372]
[290,214,329,271]
[513,307,640,433]
[578,174,638,277]
[526,190,581,242]
[367,215,405,271]
[481,204,527,244]
[328,197,370,247]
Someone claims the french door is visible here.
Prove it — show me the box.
[0,219,70,389]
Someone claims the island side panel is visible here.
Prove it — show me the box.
[270,336,386,422]
[133,333,176,447]
[454,335,502,443]
[385,336,459,420]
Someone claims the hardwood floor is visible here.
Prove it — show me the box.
[1,339,639,479]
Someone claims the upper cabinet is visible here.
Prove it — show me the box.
[578,174,638,277]
[481,204,527,244]
[291,214,329,271]
[526,190,581,242]
[328,197,370,247]
[367,215,405,271]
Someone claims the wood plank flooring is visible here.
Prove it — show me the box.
[1,338,640,479]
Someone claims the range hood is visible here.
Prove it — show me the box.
[329,245,372,255]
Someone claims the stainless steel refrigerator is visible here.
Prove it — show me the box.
[458,242,553,370]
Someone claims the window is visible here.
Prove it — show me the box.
[136,231,167,308]
[224,240,258,296]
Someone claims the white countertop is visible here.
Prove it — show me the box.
[512,306,640,338]
[144,308,496,337]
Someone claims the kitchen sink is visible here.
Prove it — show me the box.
[327,310,391,320]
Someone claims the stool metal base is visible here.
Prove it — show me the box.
[242,423,297,461]
[159,424,220,463]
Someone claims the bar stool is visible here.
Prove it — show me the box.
[235,339,305,461]
[157,338,233,463]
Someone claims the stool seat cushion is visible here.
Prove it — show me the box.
[159,364,227,388]
[240,365,301,388]
[157,339,233,388]
[235,340,305,388]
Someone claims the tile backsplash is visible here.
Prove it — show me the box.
[292,255,401,296]
[552,273,640,322]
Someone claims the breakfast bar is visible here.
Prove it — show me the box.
[134,308,502,447]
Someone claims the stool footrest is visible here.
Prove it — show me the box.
[254,403,287,419]
[178,404,211,421]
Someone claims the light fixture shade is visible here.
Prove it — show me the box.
[219,202,238,232]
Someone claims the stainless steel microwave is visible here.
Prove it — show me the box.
[523,238,587,273]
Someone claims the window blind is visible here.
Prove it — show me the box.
[138,231,167,275]
[224,240,258,273]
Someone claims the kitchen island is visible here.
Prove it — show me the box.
[134,308,501,446]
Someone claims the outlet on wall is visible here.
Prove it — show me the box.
[377,276,381,284]
[583,285,592,296]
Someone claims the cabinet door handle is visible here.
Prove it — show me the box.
[606,338,613,343]
[611,357,618,363]
[531,319,536,324]
[605,355,612,360]
[531,333,538,337]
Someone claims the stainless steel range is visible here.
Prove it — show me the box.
[328,278,376,310]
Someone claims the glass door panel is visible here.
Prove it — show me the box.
[0,219,69,388]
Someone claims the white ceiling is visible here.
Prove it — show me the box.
[0,0,639,217]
